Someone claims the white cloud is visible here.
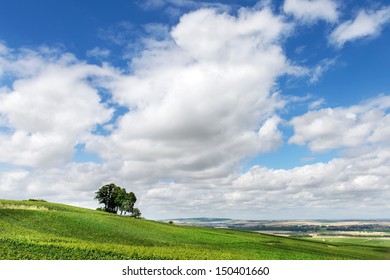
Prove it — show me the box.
[1,3,390,220]
[309,58,337,84]
[309,98,325,110]
[257,116,283,152]
[231,148,390,218]
[329,6,390,47]
[289,95,390,152]
[0,48,115,167]
[88,7,290,184]
[283,0,339,23]
[137,0,232,14]
[171,7,289,61]
[98,21,134,46]
[86,47,111,58]
[0,6,293,218]
[0,42,9,55]
[0,162,110,207]
[0,43,9,76]
[2,140,390,219]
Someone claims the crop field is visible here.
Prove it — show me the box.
[309,237,390,247]
[1,199,389,260]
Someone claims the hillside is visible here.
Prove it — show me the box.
[0,199,389,260]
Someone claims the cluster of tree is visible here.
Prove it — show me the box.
[95,183,141,218]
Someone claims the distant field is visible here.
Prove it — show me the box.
[310,237,390,247]
[1,199,389,260]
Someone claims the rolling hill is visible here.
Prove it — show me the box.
[0,199,389,260]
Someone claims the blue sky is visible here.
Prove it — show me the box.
[0,0,390,219]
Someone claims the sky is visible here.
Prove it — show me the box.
[0,0,390,220]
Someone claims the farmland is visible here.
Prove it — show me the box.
[169,218,390,237]
[1,199,389,260]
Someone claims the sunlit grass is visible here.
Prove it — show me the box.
[1,199,389,260]
[0,203,49,211]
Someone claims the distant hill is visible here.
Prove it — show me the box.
[161,217,234,223]
[0,199,389,260]
[166,217,390,231]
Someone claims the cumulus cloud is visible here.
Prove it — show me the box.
[231,148,390,218]
[1,3,390,219]
[0,6,294,218]
[283,0,339,23]
[329,6,390,47]
[88,7,290,184]
[289,95,390,152]
[0,162,110,207]
[0,46,115,167]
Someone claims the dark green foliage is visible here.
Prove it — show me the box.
[130,207,141,218]
[119,191,137,215]
[94,183,139,216]
[27,199,47,202]
[94,183,122,213]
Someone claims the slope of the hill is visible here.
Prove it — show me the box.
[0,199,388,260]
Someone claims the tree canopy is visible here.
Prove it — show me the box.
[95,183,141,218]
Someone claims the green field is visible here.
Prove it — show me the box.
[309,237,390,247]
[1,199,389,260]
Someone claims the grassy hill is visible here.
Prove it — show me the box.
[0,199,389,260]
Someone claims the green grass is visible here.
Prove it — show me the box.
[309,237,390,247]
[1,199,389,260]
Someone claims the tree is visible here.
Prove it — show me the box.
[119,191,137,215]
[94,183,121,213]
[130,207,141,219]
[95,183,140,217]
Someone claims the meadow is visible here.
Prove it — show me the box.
[0,199,389,260]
